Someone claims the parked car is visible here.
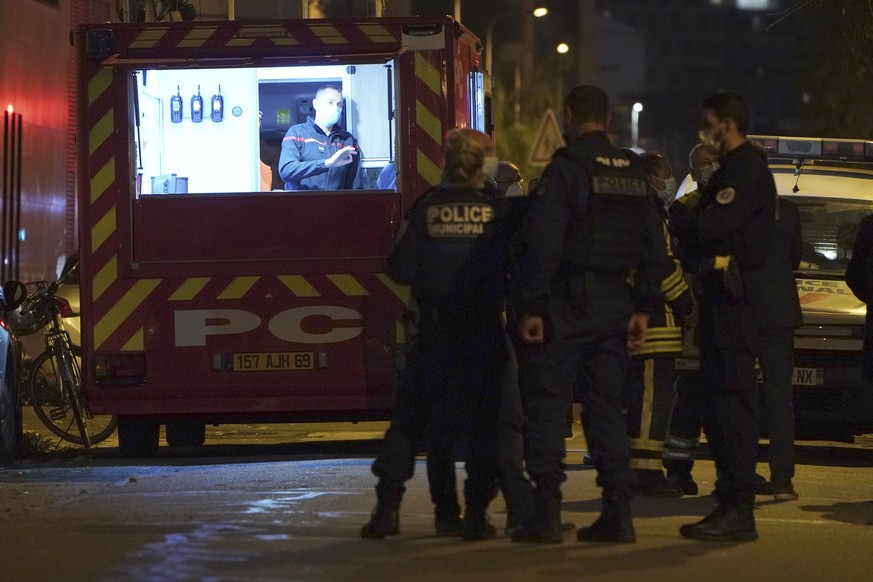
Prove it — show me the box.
[677,135,873,437]
[0,280,28,464]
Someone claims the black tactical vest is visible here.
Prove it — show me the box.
[556,145,650,274]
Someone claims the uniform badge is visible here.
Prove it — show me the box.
[716,187,736,205]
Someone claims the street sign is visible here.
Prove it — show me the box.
[528,109,566,167]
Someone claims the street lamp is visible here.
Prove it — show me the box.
[556,42,569,54]
[632,102,643,149]
[485,7,548,74]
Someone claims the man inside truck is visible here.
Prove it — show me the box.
[278,85,365,191]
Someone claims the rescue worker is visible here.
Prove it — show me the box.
[846,214,873,431]
[511,85,671,544]
[662,142,721,496]
[361,128,519,541]
[625,152,692,496]
[496,161,525,197]
[675,91,776,542]
[278,85,364,191]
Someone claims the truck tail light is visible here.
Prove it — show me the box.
[94,353,146,386]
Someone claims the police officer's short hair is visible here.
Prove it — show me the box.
[564,85,609,125]
[701,91,750,136]
[315,85,343,98]
[640,152,668,177]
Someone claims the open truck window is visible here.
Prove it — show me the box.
[133,62,397,195]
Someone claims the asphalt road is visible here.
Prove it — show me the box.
[2,415,873,581]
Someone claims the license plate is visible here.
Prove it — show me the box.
[226,352,316,372]
[792,367,824,387]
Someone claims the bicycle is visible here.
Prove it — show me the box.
[9,259,116,447]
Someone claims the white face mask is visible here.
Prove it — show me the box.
[653,176,677,204]
[482,156,499,179]
[504,182,524,197]
[697,161,720,187]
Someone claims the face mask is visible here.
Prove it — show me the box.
[697,162,720,187]
[504,182,524,197]
[482,156,499,179]
[653,176,677,204]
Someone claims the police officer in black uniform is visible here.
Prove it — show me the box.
[361,128,522,541]
[676,91,777,542]
[511,85,671,544]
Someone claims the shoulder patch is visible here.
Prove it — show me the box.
[716,187,736,205]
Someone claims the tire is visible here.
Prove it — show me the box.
[27,346,117,446]
[165,418,206,448]
[0,359,21,464]
[117,416,160,457]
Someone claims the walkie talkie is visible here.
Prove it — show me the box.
[191,84,203,123]
[211,85,224,122]
[170,85,183,123]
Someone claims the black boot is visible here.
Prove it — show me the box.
[462,507,497,541]
[577,491,635,543]
[679,502,757,542]
[361,504,400,539]
[511,489,563,544]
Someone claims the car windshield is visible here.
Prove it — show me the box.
[785,196,873,277]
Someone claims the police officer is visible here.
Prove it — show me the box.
[511,85,671,544]
[747,191,803,501]
[677,91,776,542]
[625,152,692,496]
[361,128,520,541]
[846,215,873,433]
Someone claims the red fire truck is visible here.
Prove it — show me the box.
[72,16,490,455]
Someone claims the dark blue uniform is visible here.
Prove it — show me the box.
[679,141,776,508]
[514,132,670,538]
[278,117,364,190]
[846,214,873,427]
[747,198,803,488]
[367,183,522,536]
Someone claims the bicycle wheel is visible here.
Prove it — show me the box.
[28,346,117,446]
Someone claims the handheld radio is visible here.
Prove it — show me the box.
[211,85,224,122]
[170,85,183,123]
[191,84,203,123]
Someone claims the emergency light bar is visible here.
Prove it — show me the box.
[749,135,873,162]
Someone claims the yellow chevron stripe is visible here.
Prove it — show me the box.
[357,23,397,43]
[279,275,321,297]
[227,38,255,46]
[178,27,217,48]
[88,69,113,106]
[375,273,411,304]
[417,149,441,186]
[169,278,211,301]
[416,100,442,145]
[640,359,655,439]
[270,37,300,46]
[217,276,259,300]
[308,24,348,44]
[327,274,369,296]
[633,342,684,356]
[129,28,168,49]
[90,158,115,204]
[122,327,144,351]
[91,207,116,253]
[630,458,664,470]
[415,52,441,96]
[89,110,114,156]
[94,279,161,349]
[629,437,665,452]
[92,255,117,301]
[396,320,405,344]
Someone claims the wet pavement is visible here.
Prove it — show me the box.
[2,417,873,581]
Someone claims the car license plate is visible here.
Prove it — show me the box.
[792,367,824,387]
[226,352,316,372]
